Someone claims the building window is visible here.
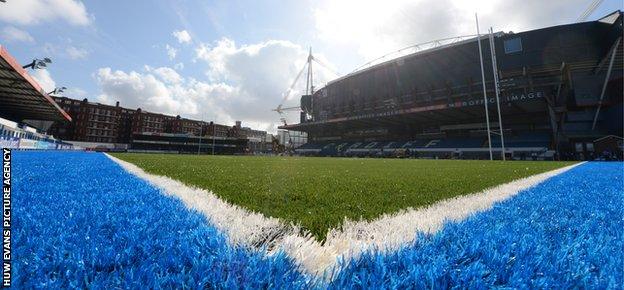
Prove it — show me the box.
[585,143,594,152]
[504,37,522,54]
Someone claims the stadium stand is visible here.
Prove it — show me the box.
[296,131,556,159]
[491,132,550,148]
[285,11,624,160]
[0,118,73,149]
[426,137,484,148]
[128,132,248,154]
[0,46,74,150]
[0,46,71,123]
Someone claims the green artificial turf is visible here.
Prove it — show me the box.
[112,153,573,241]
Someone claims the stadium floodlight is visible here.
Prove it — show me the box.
[22,58,52,70]
[48,86,67,95]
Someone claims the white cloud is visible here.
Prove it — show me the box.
[165,44,177,60]
[194,38,335,131]
[94,38,335,133]
[174,62,185,70]
[66,46,88,60]
[65,87,87,98]
[94,67,238,125]
[145,66,183,84]
[314,0,587,60]
[30,69,56,93]
[172,30,192,44]
[0,26,35,43]
[0,0,91,26]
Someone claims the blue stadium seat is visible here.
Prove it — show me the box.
[428,137,485,148]
[491,132,550,148]
[403,140,430,149]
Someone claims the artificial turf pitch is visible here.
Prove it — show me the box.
[112,153,573,240]
[14,152,622,288]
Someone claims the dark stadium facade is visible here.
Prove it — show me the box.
[282,11,623,160]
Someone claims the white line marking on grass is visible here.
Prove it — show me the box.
[104,154,301,248]
[105,153,581,280]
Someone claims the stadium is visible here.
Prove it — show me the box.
[1,2,623,289]
[284,11,623,161]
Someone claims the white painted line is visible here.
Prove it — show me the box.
[105,153,581,279]
[104,154,299,249]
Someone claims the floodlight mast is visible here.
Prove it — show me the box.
[48,87,67,96]
[22,58,52,70]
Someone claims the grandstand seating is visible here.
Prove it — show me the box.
[491,132,550,148]
[296,132,553,159]
[0,120,73,150]
[402,140,430,149]
[427,137,485,148]
[294,142,325,156]
[383,142,399,149]
[296,142,324,150]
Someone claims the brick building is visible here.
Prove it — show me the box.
[206,122,231,138]
[51,97,122,143]
[132,108,167,134]
[48,97,269,150]
[166,115,204,135]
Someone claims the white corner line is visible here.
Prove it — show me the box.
[104,153,583,280]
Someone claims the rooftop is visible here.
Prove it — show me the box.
[0,46,71,122]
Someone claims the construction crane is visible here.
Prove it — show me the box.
[273,47,338,125]
[577,0,603,22]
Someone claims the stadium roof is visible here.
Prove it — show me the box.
[0,46,71,122]
[325,10,623,87]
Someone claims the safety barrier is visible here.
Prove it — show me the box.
[0,137,73,150]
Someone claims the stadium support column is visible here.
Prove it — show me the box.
[476,14,493,160]
[592,37,621,130]
[489,27,506,161]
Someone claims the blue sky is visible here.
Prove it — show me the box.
[0,0,621,132]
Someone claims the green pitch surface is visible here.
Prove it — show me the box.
[112,153,573,240]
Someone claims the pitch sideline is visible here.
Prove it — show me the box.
[105,153,581,279]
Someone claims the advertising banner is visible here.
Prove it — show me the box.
[0,138,19,149]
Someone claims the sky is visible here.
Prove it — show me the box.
[0,0,621,133]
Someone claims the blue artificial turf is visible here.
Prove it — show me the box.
[12,151,623,288]
[12,151,310,288]
[329,162,624,289]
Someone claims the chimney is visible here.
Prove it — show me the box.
[115,101,120,107]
